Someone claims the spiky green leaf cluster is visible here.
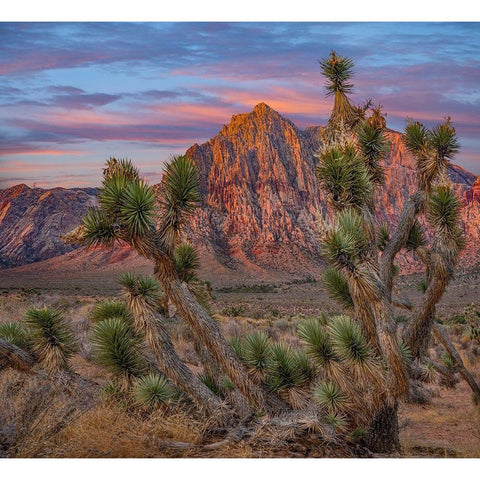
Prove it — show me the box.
[427,186,461,233]
[405,221,426,252]
[265,342,306,391]
[316,147,373,211]
[25,307,77,373]
[90,317,146,380]
[241,331,273,378]
[0,322,30,349]
[159,155,201,248]
[356,121,389,184]
[322,267,353,309]
[174,242,200,283]
[118,273,161,310]
[298,318,337,367]
[322,208,369,270]
[429,119,459,162]
[319,50,354,97]
[313,380,349,413]
[83,158,156,248]
[377,223,390,252]
[328,315,372,365]
[90,300,133,324]
[134,372,175,407]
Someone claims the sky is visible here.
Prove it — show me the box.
[0,22,479,189]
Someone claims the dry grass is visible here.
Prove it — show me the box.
[1,290,480,457]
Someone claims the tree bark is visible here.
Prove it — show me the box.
[155,258,287,414]
[0,338,35,373]
[365,402,401,453]
[433,323,480,401]
[128,296,225,416]
[380,191,424,299]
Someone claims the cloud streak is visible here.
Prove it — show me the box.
[0,22,479,188]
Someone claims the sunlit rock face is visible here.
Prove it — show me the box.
[185,103,479,275]
[1,103,479,278]
[0,184,97,268]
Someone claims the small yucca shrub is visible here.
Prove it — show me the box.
[134,372,175,408]
[90,317,146,386]
[298,318,337,367]
[90,300,133,324]
[241,331,273,381]
[0,322,30,349]
[265,342,306,392]
[25,307,77,373]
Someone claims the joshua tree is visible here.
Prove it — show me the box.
[79,157,280,413]
[315,50,465,452]
[118,272,225,415]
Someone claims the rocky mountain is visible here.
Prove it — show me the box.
[0,103,479,282]
[0,184,97,269]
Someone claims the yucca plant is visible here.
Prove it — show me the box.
[298,318,337,368]
[90,317,146,388]
[315,50,466,452]
[118,272,224,415]
[134,372,176,408]
[313,380,349,415]
[241,331,273,382]
[0,322,30,350]
[90,300,133,325]
[75,154,275,413]
[25,307,77,374]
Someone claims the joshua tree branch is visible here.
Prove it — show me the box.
[0,338,35,372]
[380,191,425,298]
[433,323,480,401]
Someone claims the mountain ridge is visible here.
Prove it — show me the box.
[1,103,479,284]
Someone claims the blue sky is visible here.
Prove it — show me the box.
[0,22,479,187]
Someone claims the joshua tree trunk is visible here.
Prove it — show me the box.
[365,402,401,454]
[0,338,35,372]
[155,258,286,414]
[433,323,480,400]
[144,316,224,415]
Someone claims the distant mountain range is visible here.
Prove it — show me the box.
[1,103,479,285]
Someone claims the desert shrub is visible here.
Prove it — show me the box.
[221,305,245,317]
[133,373,175,408]
[24,307,77,374]
[0,322,30,349]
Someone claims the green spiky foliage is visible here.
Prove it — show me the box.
[328,316,372,366]
[315,147,373,211]
[25,307,77,373]
[159,155,202,249]
[417,279,428,294]
[174,242,200,283]
[118,273,161,310]
[0,322,29,349]
[90,300,133,324]
[404,119,459,192]
[134,372,175,408]
[441,352,455,369]
[356,120,388,184]
[298,318,337,367]
[322,208,369,271]
[83,156,207,252]
[313,380,349,414]
[322,267,354,310]
[90,317,146,384]
[241,331,273,381]
[405,221,426,252]
[377,223,390,252]
[398,342,413,367]
[319,51,355,126]
[427,186,461,235]
[265,342,306,392]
